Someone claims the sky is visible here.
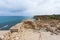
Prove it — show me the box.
[0,0,60,16]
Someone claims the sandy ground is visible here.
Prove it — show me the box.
[41,32,60,40]
[0,29,60,40]
[20,28,60,40]
[20,29,41,40]
[0,30,10,40]
[0,22,60,40]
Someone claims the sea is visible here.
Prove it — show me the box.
[0,16,30,30]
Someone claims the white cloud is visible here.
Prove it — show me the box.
[0,0,60,16]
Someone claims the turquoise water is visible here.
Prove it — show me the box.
[0,16,29,30]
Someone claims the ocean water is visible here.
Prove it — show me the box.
[0,16,30,30]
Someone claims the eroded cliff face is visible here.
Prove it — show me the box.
[0,18,60,40]
[21,19,60,35]
[0,20,41,40]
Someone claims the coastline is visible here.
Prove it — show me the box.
[0,15,60,40]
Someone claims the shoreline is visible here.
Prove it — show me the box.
[0,16,60,40]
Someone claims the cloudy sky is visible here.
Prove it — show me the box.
[0,0,60,16]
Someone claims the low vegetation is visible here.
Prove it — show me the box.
[22,15,60,35]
